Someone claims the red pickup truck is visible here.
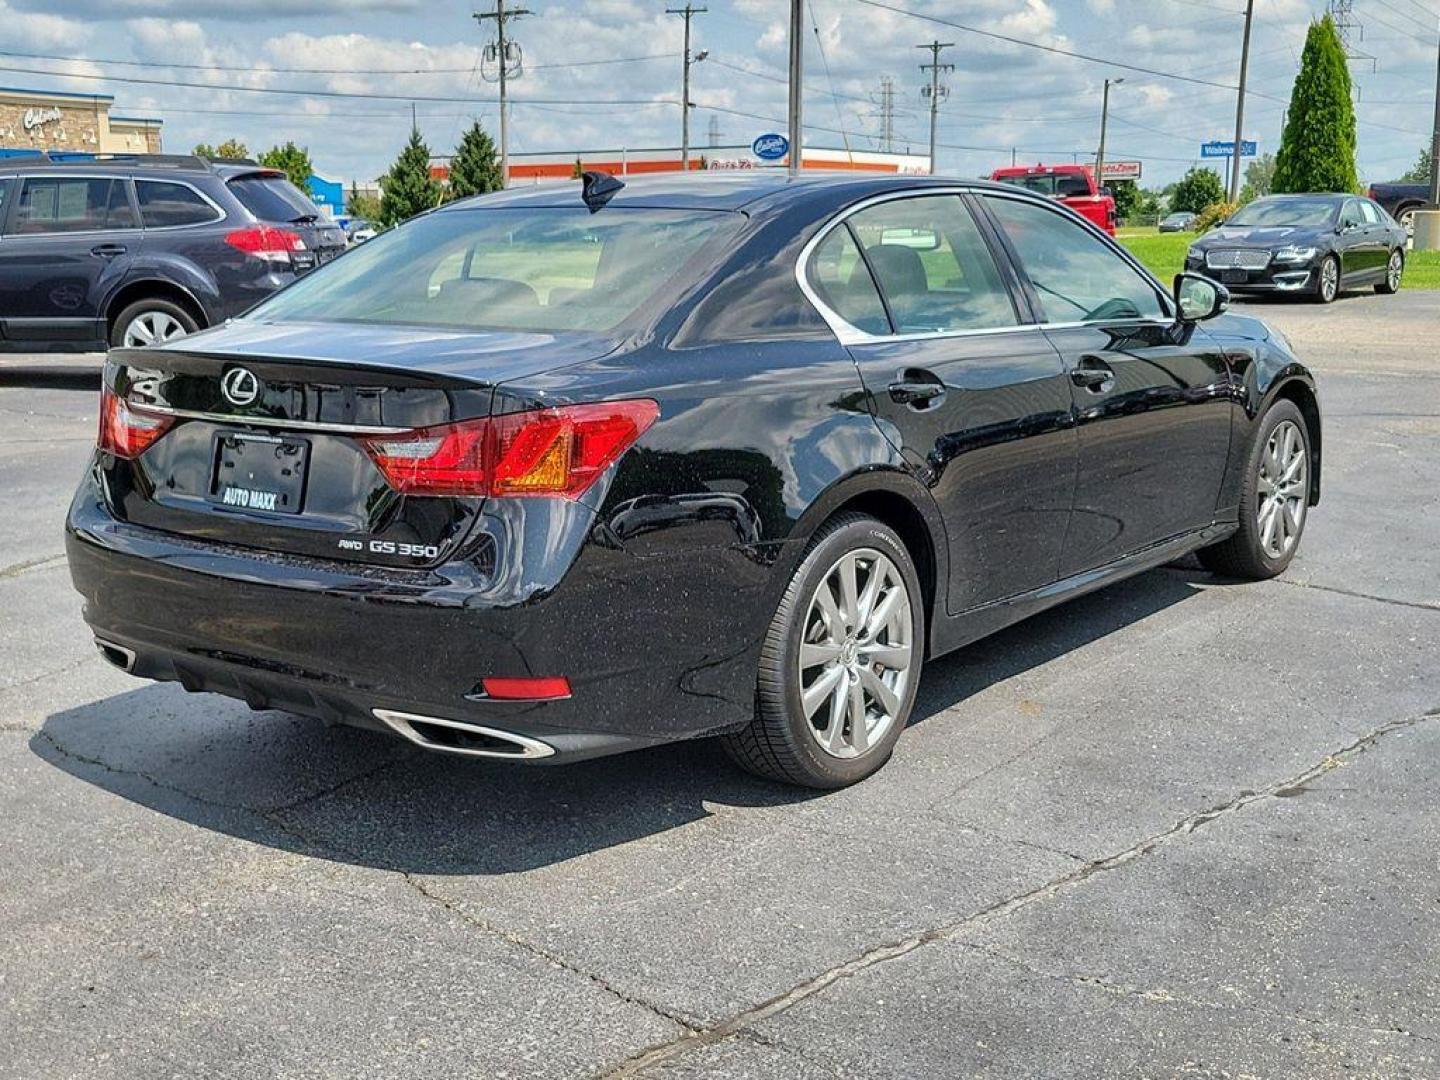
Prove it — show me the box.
[989,164,1118,236]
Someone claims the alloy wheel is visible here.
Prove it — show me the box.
[1387,251,1403,291]
[1257,419,1307,560]
[1319,258,1339,302]
[122,310,189,348]
[797,548,914,760]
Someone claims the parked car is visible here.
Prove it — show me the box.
[346,219,377,245]
[1368,181,1430,239]
[68,172,1320,789]
[0,153,346,352]
[1159,211,1197,233]
[1185,192,1406,303]
[989,163,1118,234]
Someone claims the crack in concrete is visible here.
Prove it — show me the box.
[956,940,1438,1046]
[0,654,98,700]
[1275,577,1440,613]
[0,552,66,580]
[599,710,1437,1077]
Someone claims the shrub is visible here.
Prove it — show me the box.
[1194,201,1241,232]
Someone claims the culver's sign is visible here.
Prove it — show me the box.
[22,107,63,132]
[752,133,789,161]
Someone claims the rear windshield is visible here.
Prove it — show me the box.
[248,207,738,334]
[997,173,1091,198]
[227,173,322,223]
[1227,198,1337,228]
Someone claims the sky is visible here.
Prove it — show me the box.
[5,0,1437,188]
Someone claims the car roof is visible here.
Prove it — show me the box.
[0,155,282,182]
[440,171,1025,214]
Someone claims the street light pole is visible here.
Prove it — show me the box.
[667,4,707,171]
[787,0,803,175]
[1096,77,1122,192]
[1230,0,1256,202]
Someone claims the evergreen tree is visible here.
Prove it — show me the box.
[259,141,314,190]
[447,121,503,199]
[380,128,442,227]
[1273,16,1358,194]
[1169,166,1226,215]
[1399,147,1433,185]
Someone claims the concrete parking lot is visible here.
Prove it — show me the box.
[2,292,1437,1078]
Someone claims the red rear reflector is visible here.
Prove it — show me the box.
[224,225,305,262]
[361,398,659,499]
[481,676,572,701]
[98,386,174,459]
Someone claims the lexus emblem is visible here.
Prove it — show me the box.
[221,367,260,407]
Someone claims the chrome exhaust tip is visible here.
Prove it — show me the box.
[94,638,136,673]
[372,708,556,760]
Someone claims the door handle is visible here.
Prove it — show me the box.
[888,375,946,408]
[91,243,127,257]
[1070,357,1115,392]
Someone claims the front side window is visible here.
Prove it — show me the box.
[985,195,1165,323]
[14,178,136,234]
[1340,200,1364,229]
[137,180,220,227]
[845,195,1018,334]
[250,207,737,334]
[808,224,889,335]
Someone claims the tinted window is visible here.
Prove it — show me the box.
[227,174,321,222]
[845,196,1017,333]
[137,180,219,227]
[1228,197,1337,227]
[0,179,11,224]
[14,177,136,234]
[986,195,1165,323]
[251,207,736,333]
[808,224,889,335]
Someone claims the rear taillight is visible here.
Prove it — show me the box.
[481,676,572,701]
[361,399,659,499]
[224,225,306,263]
[98,386,173,459]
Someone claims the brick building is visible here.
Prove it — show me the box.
[0,86,162,158]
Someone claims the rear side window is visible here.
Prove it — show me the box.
[0,179,11,224]
[985,195,1165,323]
[1359,200,1385,225]
[227,174,321,223]
[137,180,220,227]
[845,195,1018,334]
[14,177,136,234]
[249,207,737,334]
[808,225,890,335]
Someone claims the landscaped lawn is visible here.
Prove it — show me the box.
[1115,226,1440,290]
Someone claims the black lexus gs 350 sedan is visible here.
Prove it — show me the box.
[67,172,1321,789]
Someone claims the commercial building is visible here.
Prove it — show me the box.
[430,144,930,185]
[0,86,162,158]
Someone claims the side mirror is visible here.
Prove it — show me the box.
[1174,272,1229,323]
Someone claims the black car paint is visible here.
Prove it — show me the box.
[66,174,1321,763]
[1184,194,1406,296]
[0,160,344,352]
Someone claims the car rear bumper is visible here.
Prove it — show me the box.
[66,468,771,763]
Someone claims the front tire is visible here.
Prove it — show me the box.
[1198,399,1312,580]
[111,299,199,349]
[1376,248,1404,294]
[1312,255,1340,304]
[723,513,924,789]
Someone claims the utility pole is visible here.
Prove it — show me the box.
[1431,16,1440,208]
[667,4,707,170]
[918,40,953,176]
[474,0,531,188]
[1095,76,1122,192]
[787,0,803,175]
[1229,0,1255,202]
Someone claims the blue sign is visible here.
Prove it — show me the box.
[1200,140,1257,159]
[752,133,789,161]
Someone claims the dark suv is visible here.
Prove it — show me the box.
[0,154,346,352]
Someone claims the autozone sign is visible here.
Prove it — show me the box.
[1098,160,1142,181]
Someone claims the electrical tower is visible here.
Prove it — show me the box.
[918,41,954,177]
[869,76,897,153]
[1327,1,1376,73]
[474,0,532,188]
[707,115,722,148]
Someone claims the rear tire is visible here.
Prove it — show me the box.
[111,298,199,349]
[1376,249,1403,294]
[722,513,924,789]
[1197,399,1312,580]
[1312,255,1340,304]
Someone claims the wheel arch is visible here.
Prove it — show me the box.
[105,279,209,336]
[1267,376,1322,506]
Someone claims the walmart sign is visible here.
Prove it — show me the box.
[1200,140,1257,159]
